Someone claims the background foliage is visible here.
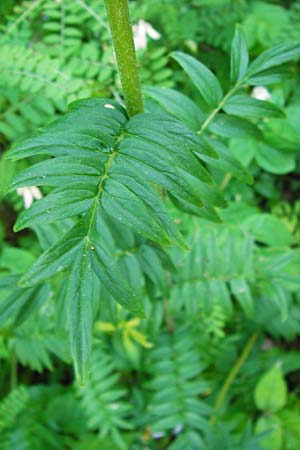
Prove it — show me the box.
[0,0,300,449]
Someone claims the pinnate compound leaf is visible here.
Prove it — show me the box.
[172,51,223,107]
[9,98,226,379]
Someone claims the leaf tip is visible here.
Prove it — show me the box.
[246,173,254,185]
[17,275,31,288]
[76,373,88,387]
[13,221,23,233]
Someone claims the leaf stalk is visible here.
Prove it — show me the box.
[211,331,259,422]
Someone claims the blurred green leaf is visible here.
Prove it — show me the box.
[255,415,283,450]
[254,366,287,412]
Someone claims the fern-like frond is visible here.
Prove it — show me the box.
[78,347,132,450]
[12,314,69,372]
[0,386,29,433]
[0,88,57,141]
[170,225,255,318]
[0,44,86,100]
[145,327,211,446]
[0,274,51,329]
[1,386,70,450]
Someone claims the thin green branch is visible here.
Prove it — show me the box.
[220,172,233,191]
[197,66,256,136]
[104,0,143,117]
[10,352,18,390]
[75,0,109,30]
[211,331,259,422]
[198,81,243,135]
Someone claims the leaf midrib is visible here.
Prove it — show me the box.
[85,150,117,248]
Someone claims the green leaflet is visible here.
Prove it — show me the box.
[261,282,289,321]
[200,138,253,184]
[90,240,144,318]
[247,42,300,78]
[246,66,290,86]
[242,214,293,247]
[144,86,205,131]
[255,142,295,174]
[229,138,295,174]
[68,247,93,385]
[172,51,223,107]
[11,156,104,188]
[145,90,252,187]
[15,189,95,231]
[137,245,169,296]
[209,114,263,139]
[224,95,285,119]
[230,278,254,318]
[19,223,140,314]
[19,224,86,286]
[255,415,283,450]
[0,281,50,327]
[230,25,249,82]
[254,366,287,412]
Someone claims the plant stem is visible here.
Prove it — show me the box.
[197,75,250,135]
[104,0,143,117]
[220,172,233,191]
[10,351,18,390]
[211,331,259,422]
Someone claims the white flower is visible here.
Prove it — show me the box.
[251,86,272,101]
[109,403,119,411]
[152,431,165,439]
[173,424,183,435]
[17,186,42,209]
[104,103,115,109]
[133,19,161,51]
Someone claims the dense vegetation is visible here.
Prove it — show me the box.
[0,1,300,449]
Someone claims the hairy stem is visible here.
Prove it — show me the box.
[104,0,143,116]
[211,331,259,422]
